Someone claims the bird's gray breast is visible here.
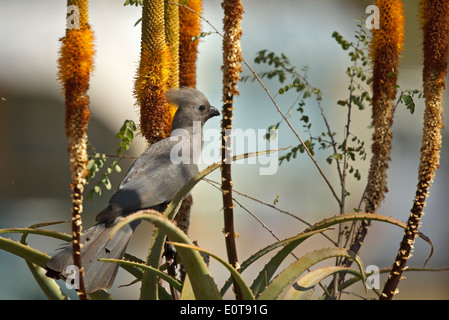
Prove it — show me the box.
[96,138,199,223]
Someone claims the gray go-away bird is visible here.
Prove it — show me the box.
[46,87,220,293]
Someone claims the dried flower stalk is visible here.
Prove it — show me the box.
[179,0,202,88]
[173,0,203,238]
[365,0,404,211]
[58,0,95,300]
[380,0,448,300]
[344,0,404,269]
[221,0,243,300]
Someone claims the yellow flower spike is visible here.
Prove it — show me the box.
[164,0,180,137]
[57,0,94,300]
[59,28,94,136]
[135,0,172,144]
[165,0,180,89]
[381,0,449,300]
[179,0,202,88]
[370,0,405,61]
[365,0,405,212]
[68,0,89,28]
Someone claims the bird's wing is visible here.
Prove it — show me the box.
[96,138,198,223]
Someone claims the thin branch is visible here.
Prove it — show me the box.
[340,90,403,260]
[103,154,137,159]
[276,64,343,183]
[203,178,338,246]
[243,62,342,207]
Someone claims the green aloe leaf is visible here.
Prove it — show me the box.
[0,236,49,268]
[0,227,71,242]
[248,229,331,296]
[169,242,255,300]
[250,211,433,297]
[20,221,70,300]
[180,275,195,300]
[111,210,221,300]
[89,290,114,300]
[257,247,365,300]
[283,266,363,300]
[0,222,71,300]
[26,261,69,300]
[305,212,432,250]
[219,228,328,296]
[99,258,182,292]
[140,224,167,300]
[117,253,146,281]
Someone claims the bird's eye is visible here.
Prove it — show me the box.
[199,105,206,111]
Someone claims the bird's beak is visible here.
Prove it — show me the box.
[209,106,220,118]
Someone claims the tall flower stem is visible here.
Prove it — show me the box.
[365,0,404,215]
[173,0,203,248]
[221,0,243,300]
[325,1,405,299]
[380,0,448,299]
[342,0,405,270]
[58,0,95,300]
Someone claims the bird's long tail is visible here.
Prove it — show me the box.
[45,218,139,293]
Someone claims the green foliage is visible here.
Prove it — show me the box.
[399,88,423,115]
[334,27,372,111]
[123,0,143,26]
[250,22,373,185]
[123,0,143,6]
[115,119,137,155]
[86,120,136,200]
[329,26,371,178]
[191,31,213,42]
[248,50,320,161]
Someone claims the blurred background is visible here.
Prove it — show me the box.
[1,0,448,299]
